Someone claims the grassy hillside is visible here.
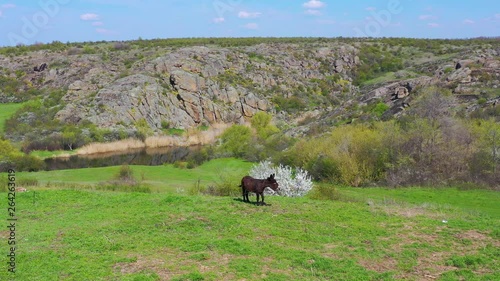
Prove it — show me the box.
[1,187,498,280]
[0,102,23,134]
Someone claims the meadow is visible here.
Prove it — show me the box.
[14,158,253,193]
[0,159,498,280]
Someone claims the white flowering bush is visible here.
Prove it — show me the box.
[249,160,314,197]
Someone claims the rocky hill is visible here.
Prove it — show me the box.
[1,38,499,141]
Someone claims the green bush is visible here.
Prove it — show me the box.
[372,102,390,118]
[250,111,279,139]
[308,184,341,201]
[0,139,45,172]
[116,165,134,182]
[273,96,306,113]
[354,44,404,85]
[283,124,388,186]
[96,164,151,193]
[218,125,252,158]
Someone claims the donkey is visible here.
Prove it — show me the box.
[240,174,279,205]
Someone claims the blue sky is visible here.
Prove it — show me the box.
[1,0,499,46]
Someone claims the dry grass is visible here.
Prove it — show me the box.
[145,136,184,148]
[77,139,146,155]
[113,249,238,281]
[185,123,230,146]
[77,124,231,155]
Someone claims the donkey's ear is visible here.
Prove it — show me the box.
[270,174,275,179]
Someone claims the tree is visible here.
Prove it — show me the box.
[62,127,78,150]
[472,118,500,179]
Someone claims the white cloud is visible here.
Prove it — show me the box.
[243,23,258,29]
[92,21,104,26]
[80,13,100,21]
[303,0,325,9]
[463,19,475,24]
[305,9,322,16]
[428,23,440,28]
[213,17,225,23]
[238,11,262,19]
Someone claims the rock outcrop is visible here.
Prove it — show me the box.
[50,43,360,132]
[0,39,498,138]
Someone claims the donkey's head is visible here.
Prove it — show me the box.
[266,174,279,191]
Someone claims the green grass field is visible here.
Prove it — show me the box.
[29,150,78,159]
[1,157,499,280]
[1,187,498,280]
[16,158,254,193]
[0,102,24,134]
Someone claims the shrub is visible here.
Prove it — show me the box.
[96,164,151,193]
[273,96,306,114]
[372,102,390,118]
[250,111,279,139]
[218,125,252,158]
[281,123,390,186]
[116,164,134,182]
[204,173,240,196]
[249,160,313,197]
[0,139,45,172]
[309,184,341,201]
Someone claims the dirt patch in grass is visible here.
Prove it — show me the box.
[358,256,398,273]
[454,229,500,247]
[398,252,456,281]
[0,230,9,239]
[114,256,171,280]
[359,221,499,280]
[113,249,240,281]
[369,200,450,219]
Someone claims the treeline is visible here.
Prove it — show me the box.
[1,36,497,56]
[217,89,500,189]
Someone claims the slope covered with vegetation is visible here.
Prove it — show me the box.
[1,37,499,188]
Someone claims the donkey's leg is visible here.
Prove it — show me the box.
[256,193,260,204]
[261,193,265,205]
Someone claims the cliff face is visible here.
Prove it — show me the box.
[0,39,498,137]
[0,42,361,132]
